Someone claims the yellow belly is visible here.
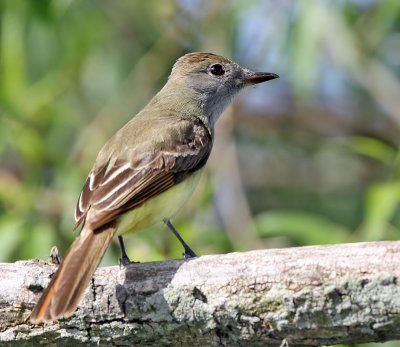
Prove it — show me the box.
[117,171,201,235]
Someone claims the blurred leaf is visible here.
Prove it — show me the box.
[21,220,56,260]
[291,1,324,100]
[366,0,400,49]
[256,210,351,245]
[358,181,400,240]
[0,1,27,98]
[342,136,396,166]
[0,216,24,262]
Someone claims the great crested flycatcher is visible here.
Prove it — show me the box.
[30,52,278,323]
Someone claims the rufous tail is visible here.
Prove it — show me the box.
[30,225,116,323]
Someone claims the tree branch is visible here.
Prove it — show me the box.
[1,241,400,346]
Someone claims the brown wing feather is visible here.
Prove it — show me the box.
[87,171,177,230]
[74,163,108,228]
[74,120,212,231]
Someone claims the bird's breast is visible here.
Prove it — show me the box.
[116,171,202,235]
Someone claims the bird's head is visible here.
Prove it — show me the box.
[168,52,278,125]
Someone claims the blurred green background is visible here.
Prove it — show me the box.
[1,0,400,325]
[2,0,400,261]
[1,0,400,345]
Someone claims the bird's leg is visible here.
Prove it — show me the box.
[163,218,197,259]
[118,236,138,267]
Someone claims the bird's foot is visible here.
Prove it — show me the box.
[119,254,138,267]
[118,236,139,267]
[163,218,197,259]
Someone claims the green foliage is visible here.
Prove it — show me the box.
[0,0,399,288]
[256,210,351,245]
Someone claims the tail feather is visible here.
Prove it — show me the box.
[30,226,116,323]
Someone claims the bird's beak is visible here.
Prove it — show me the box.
[244,71,279,85]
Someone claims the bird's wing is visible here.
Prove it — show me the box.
[74,118,212,231]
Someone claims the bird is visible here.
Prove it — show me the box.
[30,52,278,323]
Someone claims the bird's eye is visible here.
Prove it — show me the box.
[210,64,225,76]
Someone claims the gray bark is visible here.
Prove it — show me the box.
[0,241,400,346]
